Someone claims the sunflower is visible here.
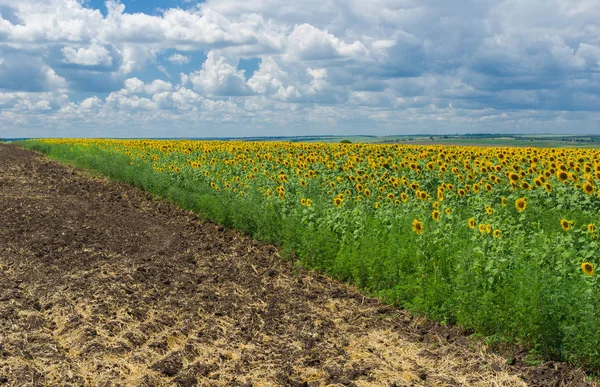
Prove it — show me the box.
[300,179,307,187]
[493,229,501,238]
[457,189,466,197]
[364,188,372,197]
[478,224,486,233]
[515,198,527,212]
[544,183,552,193]
[560,218,572,231]
[412,219,424,235]
[300,198,306,206]
[468,218,476,229]
[501,197,507,206]
[432,210,441,221]
[588,223,596,234]
[582,181,595,195]
[306,198,312,207]
[374,201,379,209]
[333,197,343,207]
[400,192,408,202]
[581,262,594,276]
[486,206,493,215]
[445,208,452,215]
[557,171,569,182]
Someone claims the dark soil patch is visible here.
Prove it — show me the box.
[0,143,595,386]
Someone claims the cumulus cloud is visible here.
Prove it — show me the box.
[168,53,190,65]
[186,52,251,96]
[62,42,113,66]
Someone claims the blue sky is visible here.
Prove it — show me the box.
[0,0,599,138]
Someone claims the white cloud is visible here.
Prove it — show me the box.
[62,42,113,66]
[168,53,190,65]
[285,24,367,61]
[186,51,251,96]
[122,78,174,95]
[79,96,101,110]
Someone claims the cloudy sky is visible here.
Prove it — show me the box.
[1,0,599,138]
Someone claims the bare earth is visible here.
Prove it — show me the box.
[0,143,594,386]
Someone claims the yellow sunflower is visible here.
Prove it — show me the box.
[493,229,501,238]
[432,210,441,222]
[581,262,594,276]
[557,171,569,182]
[412,219,424,235]
[515,198,527,212]
[560,218,572,231]
[468,218,476,229]
[582,181,595,195]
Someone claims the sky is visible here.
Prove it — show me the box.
[0,0,599,138]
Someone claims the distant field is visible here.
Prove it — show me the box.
[5,134,600,148]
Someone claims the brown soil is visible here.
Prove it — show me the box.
[0,143,595,387]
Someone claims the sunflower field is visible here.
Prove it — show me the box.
[24,139,600,370]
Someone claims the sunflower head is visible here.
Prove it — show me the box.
[493,229,501,238]
[557,171,569,182]
[560,218,572,232]
[515,197,527,212]
[445,207,452,215]
[432,210,440,221]
[486,206,493,215]
[581,262,594,276]
[412,219,424,235]
[468,218,476,229]
[333,197,343,207]
[583,181,595,195]
[588,223,596,234]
